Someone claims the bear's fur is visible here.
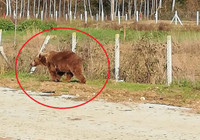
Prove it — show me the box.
[30,50,86,84]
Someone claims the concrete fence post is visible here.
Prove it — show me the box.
[30,36,51,74]
[72,32,76,53]
[115,34,120,82]
[197,11,199,26]
[166,35,172,86]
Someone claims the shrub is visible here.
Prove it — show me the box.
[0,19,14,31]
[17,19,57,31]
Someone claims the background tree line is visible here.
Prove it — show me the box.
[0,0,199,20]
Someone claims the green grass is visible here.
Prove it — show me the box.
[2,23,200,45]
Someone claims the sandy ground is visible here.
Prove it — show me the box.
[0,86,200,140]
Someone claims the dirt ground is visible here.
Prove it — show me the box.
[0,86,200,140]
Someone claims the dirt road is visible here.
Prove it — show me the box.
[0,86,200,140]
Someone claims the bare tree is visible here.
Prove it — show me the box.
[59,0,61,17]
[6,0,9,16]
[63,0,65,17]
[33,0,36,17]
[53,0,56,17]
[20,0,23,17]
[14,0,18,46]
[44,0,47,18]
[27,0,30,17]
[122,0,125,17]
[37,0,41,16]
[49,0,52,17]
[128,0,132,19]
[172,0,175,12]
[74,0,77,19]
[88,0,92,18]
[8,0,12,16]
[111,0,114,18]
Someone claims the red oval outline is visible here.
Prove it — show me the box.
[15,27,110,109]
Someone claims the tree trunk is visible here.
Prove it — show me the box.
[134,0,137,17]
[6,0,9,16]
[22,0,25,17]
[63,0,65,17]
[128,0,132,19]
[37,0,41,16]
[59,0,61,18]
[33,0,36,17]
[122,0,125,17]
[74,0,77,19]
[88,0,92,18]
[45,0,47,18]
[8,0,12,16]
[49,0,52,17]
[20,0,23,17]
[53,0,56,17]
[27,0,30,17]
[111,0,114,18]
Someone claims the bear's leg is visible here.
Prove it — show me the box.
[72,68,86,84]
[65,72,73,82]
[48,65,61,82]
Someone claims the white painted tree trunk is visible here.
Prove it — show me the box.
[172,0,175,12]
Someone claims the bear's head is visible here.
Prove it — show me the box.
[30,53,48,67]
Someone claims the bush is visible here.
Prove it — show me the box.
[0,19,14,31]
[17,19,57,31]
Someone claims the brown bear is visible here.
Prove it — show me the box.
[30,50,86,84]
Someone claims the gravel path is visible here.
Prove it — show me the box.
[0,86,200,140]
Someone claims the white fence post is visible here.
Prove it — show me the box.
[115,34,120,82]
[197,11,199,26]
[118,11,120,25]
[30,36,51,74]
[166,35,172,86]
[72,32,76,53]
